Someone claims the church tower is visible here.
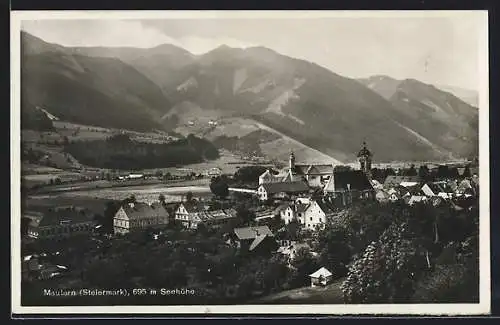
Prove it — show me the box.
[357,141,373,176]
[289,150,296,171]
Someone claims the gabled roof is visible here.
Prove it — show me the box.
[330,170,373,192]
[293,164,310,176]
[309,267,333,278]
[179,201,207,213]
[234,225,274,240]
[122,202,169,220]
[260,181,309,194]
[306,164,334,175]
[314,199,336,215]
[249,234,268,251]
[276,202,293,213]
[295,203,309,214]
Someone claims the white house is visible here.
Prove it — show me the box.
[114,202,169,234]
[309,267,333,287]
[302,199,335,231]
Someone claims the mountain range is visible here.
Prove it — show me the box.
[20,31,479,163]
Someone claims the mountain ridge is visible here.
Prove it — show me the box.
[20,31,478,163]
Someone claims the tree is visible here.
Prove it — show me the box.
[462,165,472,178]
[316,224,351,277]
[404,164,417,177]
[418,165,430,181]
[436,165,450,180]
[334,165,353,172]
[210,176,229,198]
[233,166,268,184]
[341,222,428,303]
[158,194,166,205]
[235,204,256,226]
[186,191,194,203]
[289,247,319,287]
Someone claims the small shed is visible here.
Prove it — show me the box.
[309,267,333,287]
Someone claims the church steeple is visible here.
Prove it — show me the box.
[357,141,373,176]
[289,150,296,171]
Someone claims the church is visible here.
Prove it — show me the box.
[258,142,375,205]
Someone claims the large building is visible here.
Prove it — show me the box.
[174,202,236,230]
[25,207,97,240]
[113,202,170,234]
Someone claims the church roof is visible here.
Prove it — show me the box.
[324,170,373,192]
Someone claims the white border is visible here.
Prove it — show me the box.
[10,10,491,315]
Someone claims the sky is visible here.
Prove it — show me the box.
[20,12,486,91]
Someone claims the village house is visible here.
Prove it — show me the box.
[113,202,170,235]
[257,181,310,201]
[230,225,278,254]
[301,199,336,230]
[277,202,308,225]
[421,182,454,199]
[25,207,97,240]
[174,202,236,230]
[309,267,334,287]
[174,201,207,228]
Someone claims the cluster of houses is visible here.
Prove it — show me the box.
[22,141,479,287]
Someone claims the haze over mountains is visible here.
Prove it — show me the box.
[20,31,479,163]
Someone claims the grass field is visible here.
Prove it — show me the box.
[252,278,346,304]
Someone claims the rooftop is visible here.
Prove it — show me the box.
[234,225,274,240]
[260,181,310,194]
[122,202,169,220]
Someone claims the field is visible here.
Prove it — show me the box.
[24,196,116,215]
[27,180,213,206]
[52,121,176,144]
[252,278,345,304]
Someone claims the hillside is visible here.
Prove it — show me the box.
[358,75,478,160]
[138,45,477,162]
[21,31,479,163]
[435,84,478,107]
[21,32,173,132]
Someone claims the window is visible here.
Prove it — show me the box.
[310,217,312,221]
[319,218,322,222]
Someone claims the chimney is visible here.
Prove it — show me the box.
[128,202,135,208]
[347,183,351,191]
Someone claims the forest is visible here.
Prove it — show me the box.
[64,133,219,170]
